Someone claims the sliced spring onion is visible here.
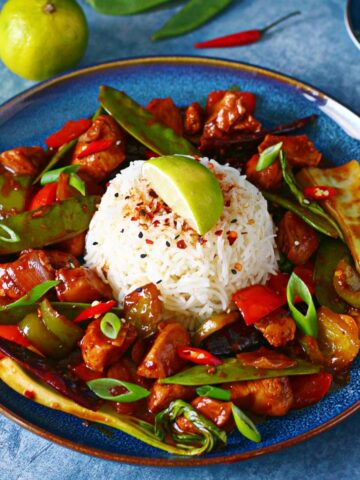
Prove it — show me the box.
[0,280,60,312]
[231,404,261,443]
[287,272,318,337]
[0,224,20,243]
[100,312,121,339]
[195,385,231,401]
[256,142,283,172]
[87,378,150,403]
[69,173,86,196]
[40,165,80,185]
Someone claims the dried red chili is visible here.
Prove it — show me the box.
[194,11,301,49]
[76,139,114,159]
[176,346,222,366]
[303,186,337,200]
[74,300,117,323]
[45,118,92,149]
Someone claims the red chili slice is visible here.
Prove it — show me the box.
[232,284,286,325]
[45,118,92,149]
[290,372,332,409]
[0,325,31,360]
[28,182,58,211]
[72,363,102,382]
[303,186,337,200]
[176,346,222,366]
[76,139,115,159]
[74,300,117,323]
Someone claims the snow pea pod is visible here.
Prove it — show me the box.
[161,357,320,386]
[263,189,339,238]
[152,0,232,40]
[99,86,199,156]
[0,173,32,216]
[0,302,122,325]
[314,238,349,313]
[86,0,170,15]
[0,195,98,255]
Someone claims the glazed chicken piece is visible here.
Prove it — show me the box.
[245,153,283,190]
[183,102,204,136]
[277,211,319,265]
[148,381,195,413]
[258,134,322,168]
[0,249,79,299]
[0,146,47,176]
[72,114,126,181]
[224,377,293,416]
[146,98,183,136]
[137,322,190,379]
[81,318,137,372]
[255,308,296,347]
[55,266,113,302]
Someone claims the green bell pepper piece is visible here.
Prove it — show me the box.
[0,195,98,254]
[0,173,32,216]
[161,357,320,386]
[99,86,199,156]
[314,238,349,313]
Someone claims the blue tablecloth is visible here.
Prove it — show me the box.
[0,0,359,478]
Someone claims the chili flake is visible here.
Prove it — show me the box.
[215,230,223,236]
[146,239,154,245]
[227,231,238,245]
[177,240,187,249]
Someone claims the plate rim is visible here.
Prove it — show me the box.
[0,54,359,467]
[345,0,360,51]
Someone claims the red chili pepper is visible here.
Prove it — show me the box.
[76,139,115,159]
[194,11,301,49]
[74,300,117,323]
[293,264,315,295]
[28,182,58,211]
[290,372,332,409]
[176,346,222,366]
[0,325,31,359]
[303,186,337,200]
[45,118,92,149]
[72,363,102,382]
[232,285,286,325]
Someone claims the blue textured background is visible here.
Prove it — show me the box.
[0,0,359,478]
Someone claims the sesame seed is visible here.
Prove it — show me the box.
[92,241,98,246]
[294,240,300,246]
[166,241,171,247]
[231,219,237,223]
[136,287,143,293]
[156,279,162,284]
[140,209,146,216]
[303,199,310,205]
[140,253,147,258]
[120,229,124,233]
[125,196,130,200]
[231,269,237,275]
[114,193,119,198]
[174,234,180,240]
[138,232,143,238]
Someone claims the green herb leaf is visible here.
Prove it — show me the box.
[86,0,171,15]
[161,357,320,386]
[0,224,20,243]
[231,404,261,443]
[87,378,150,403]
[40,165,80,185]
[256,142,283,172]
[99,86,198,156]
[69,173,86,196]
[196,385,231,401]
[0,280,60,312]
[279,152,343,239]
[155,400,227,453]
[100,312,122,339]
[287,272,318,337]
[152,0,232,41]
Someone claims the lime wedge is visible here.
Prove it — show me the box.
[142,156,224,235]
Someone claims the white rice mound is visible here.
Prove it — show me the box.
[85,158,277,328]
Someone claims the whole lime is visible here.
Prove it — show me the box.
[0,0,88,81]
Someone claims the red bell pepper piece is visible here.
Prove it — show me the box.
[76,139,114,159]
[0,325,31,360]
[293,264,315,295]
[28,182,58,211]
[267,272,289,302]
[232,285,286,325]
[267,264,314,303]
[176,346,222,366]
[74,300,117,323]
[45,118,92,149]
[290,372,332,409]
[303,186,337,201]
[72,363,102,382]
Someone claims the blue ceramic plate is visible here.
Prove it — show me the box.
[345,0,360,49]
[0,56,359,466]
